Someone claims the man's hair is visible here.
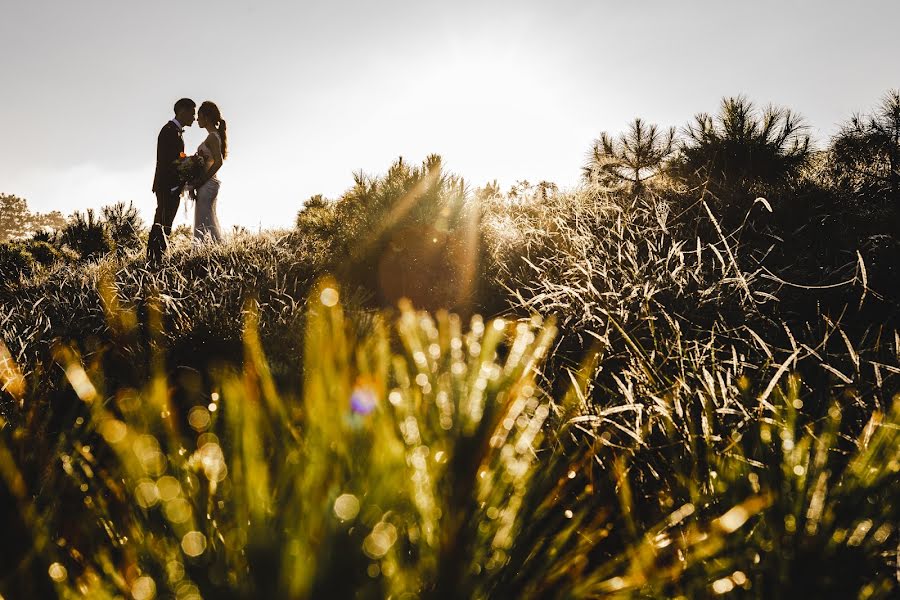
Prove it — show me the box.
[174,98,196,114]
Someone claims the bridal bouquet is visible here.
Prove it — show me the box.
[174,152,206,189]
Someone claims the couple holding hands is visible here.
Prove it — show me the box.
[148,98,228,264]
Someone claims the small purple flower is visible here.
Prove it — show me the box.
[350,386,377,415]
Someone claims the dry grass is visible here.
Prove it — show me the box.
[0,182,898,598]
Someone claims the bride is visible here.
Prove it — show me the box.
[192,101,226,242]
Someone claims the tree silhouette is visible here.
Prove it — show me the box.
[60,209,113,260]
[671,96,811,198]
[101,201,145,252]
[582,118,676,194]
[0,194,30,242]
[826,89,900,207]
[0,194,66,242]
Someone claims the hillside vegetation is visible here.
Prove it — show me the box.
[1,92,899,598]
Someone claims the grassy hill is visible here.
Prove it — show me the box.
[2,99,900,597]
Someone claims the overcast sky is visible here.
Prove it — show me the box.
[1,0,898,230]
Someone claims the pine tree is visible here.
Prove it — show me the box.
[826,89,900,206]
[671,96,810,196]
[582,118,676,195]
[0,194,68,242]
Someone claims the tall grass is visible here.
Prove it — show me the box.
[0,231,324,397]
[1,168,898,597]
[2,272,899,597]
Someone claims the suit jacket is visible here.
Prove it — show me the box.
[152,121,185,194]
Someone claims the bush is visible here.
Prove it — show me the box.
[60,209,114,260]
[101,201,145,252]
[22,240,61,268]
[0,242,35,282]
[296,155,480,312]
[294,194,342,258]
[667,96,812,230]
[295,194,338,236]
[29,228,58,244]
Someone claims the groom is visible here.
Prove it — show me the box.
[148,98,196,265]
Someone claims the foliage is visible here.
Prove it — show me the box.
[1,199,146,274]
[21,240,63,268]
[0,240,66,283]
[0,195,30,243]
[294,194,342,257]
[482,182,900,596]
[101,201,146,253]
[676,96,812,190]
[484,186,750,330]
[60,208,115,261]
[582,118,676,194]
[669,97,811,226]
[0,194,67,243]
[0,231,325,383]
[826,89,900,212]
[30,228,58,244]
[0,242,36,284]
[297,155,479,311]
[333,155,468,250]
[1,277,899,598]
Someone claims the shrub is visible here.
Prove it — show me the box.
[22,240,61,268]
[0,242,35,282]
[669,97,811,205]
[294,194,342,258]
[306,155,479,311]
[825,89,900,209]
[101,201,145,252]
[30,228,58,244]
[295,194,338,235]
[60,209,114,260]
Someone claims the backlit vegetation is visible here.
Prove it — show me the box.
[1,92,898,598]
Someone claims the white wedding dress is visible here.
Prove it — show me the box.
[194,133,223,242]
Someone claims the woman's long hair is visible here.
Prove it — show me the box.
[198,101,228,159]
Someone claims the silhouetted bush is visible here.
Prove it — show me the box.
[300,155,479,311]
[22,240,61,268]
[294,194,342,256]
[60,209,114,260]
[825,89,900,210]
[668,96,812,228]
[29,228,58,244]
[0,242,35,282]
[101,201,145,252]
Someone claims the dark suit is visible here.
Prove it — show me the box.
[148,120,185,264]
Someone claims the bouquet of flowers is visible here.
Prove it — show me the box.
[174,152,206,191]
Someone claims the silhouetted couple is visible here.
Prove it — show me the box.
[148,98,228,265]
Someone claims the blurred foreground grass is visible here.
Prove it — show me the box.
[1,277,899,599]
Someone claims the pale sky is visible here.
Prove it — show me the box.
[1,1,898,230]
